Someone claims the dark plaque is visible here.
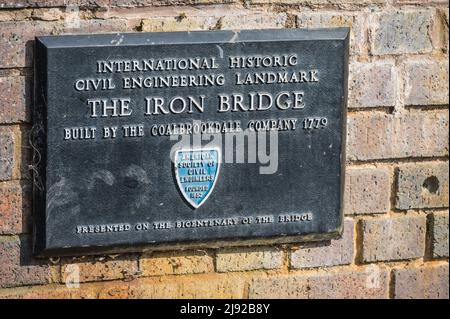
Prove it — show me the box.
[33,28,349,256]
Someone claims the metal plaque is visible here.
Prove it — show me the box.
[33,28,349,256]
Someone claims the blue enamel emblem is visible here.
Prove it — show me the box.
[174,148,221,209]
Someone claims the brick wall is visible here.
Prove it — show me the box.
[0,0,448,299]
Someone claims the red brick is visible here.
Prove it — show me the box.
[369,10,434,55]
[0,21,55,68]
[0,71,30,124]
[361,215,426,262]
[429,211,449,258]
[393,263,449,299]
[0,236,55,288]
[347,110,449,161]
[0,126,15,181]
[344,168,391,215]
[0,125,32,182]
[393,0,449,4]
[0,20,129,68]
[0,181,32,235]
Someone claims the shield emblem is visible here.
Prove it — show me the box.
[174,148,221,209]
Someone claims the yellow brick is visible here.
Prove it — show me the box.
[140,250,214,276]
[129,273,246,298]
[216,246,284,272]
[61,255,139,283]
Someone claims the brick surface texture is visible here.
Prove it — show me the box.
[361,215,427,262]
[396,162,449,210]
[290,219,355,268]
[249,267,389,299]
[430,211,449,258]
[216,246,283,272]
[344,168,391,214]
[393,264,449,299]
[0,0,448,299]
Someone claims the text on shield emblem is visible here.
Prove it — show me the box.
[174,148,221,209]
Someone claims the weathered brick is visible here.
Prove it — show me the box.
[250,0,386,4]
[140,250,214,276]
[0,273,245,299]
[56,19,129,35]
[216,246,283,272]
[249,266,389,298]
[141,16,217,32]
[0,9,32,22]
[348,62,396,108]
[290,219,354,269]
[404,59,449,106]
[0,286,76,299]
[129,273,246,298]
[0,19,129,68]
[0,0,109,8]
[396,162,449,210]
[437,8,449,53]
[140,10,287,32]
[0,21,55,68]
[0,280,130,299]
[0,71,30,124]
[393,263,449,299]
[110,0,238,7]
[430,211,449,258]
[370,10,434,55]
[0,126,15,181]
[361,215,426,262]
[61,255,139,283]
[114,0,240,9]
[99,6,214,28]
[96,282,130,299]
[296,11,366,55]
[0,125,31,182]
[220,13,287,30]
[394,0,448,4]
[344,168,391,214]
[347,110,449,161]
[31,8,64,21]
[0,181,32,235]
[0,236,55,288]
